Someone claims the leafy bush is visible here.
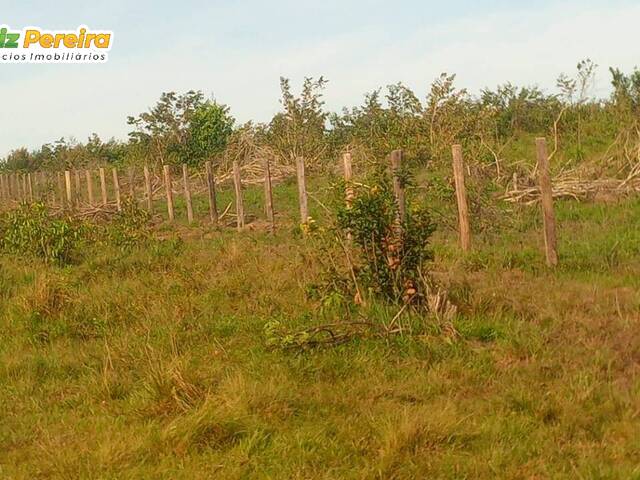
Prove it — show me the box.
[319,166,436,305]
[0,203,84,265]
[188,102,235,165]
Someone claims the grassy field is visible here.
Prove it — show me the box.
[1,177,639,479]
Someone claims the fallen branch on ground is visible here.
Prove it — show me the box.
[503,168,640,205]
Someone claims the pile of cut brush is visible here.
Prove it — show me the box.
[503,162,640,205]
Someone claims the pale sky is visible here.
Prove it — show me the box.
[1,0,639,157]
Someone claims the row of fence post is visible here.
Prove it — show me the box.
[0,171,34,203]
[0,160,279,231]
[339,140,556,268]
[0,140,559,266]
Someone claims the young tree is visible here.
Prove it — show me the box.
[127,91,232,166]
[187,103,235,166]
[2,148,33,172]
[333,84,426,164]
[424,73,470,163]
[266,77,329,165]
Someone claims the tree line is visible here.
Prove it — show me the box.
[2,60,639,180]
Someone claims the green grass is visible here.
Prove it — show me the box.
[1,180,639,478]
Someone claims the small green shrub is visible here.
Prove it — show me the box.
[0,203,84,265]
[334,166,436,304]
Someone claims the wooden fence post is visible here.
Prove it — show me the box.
[535,138,558,267]
[182,164,194,224]
[64,171,73,208]
[204,161,218,225]
[390,150,406,222]
[13,174,19,200]
[112,168,122,211]
[16,174,22,201]
[343,152,355,242]
[33,172,40,201]
[7,174,11,201]
[21,174,28,202]
[13,173,19,201]
[74,170,81,206]
[128,168,136,201]
[233,160,244,230]
[2,174,8,202]
[36,172,43,202]
[15,174,22,202]
[263,158,275,232]
[33,172,40,203]
[8,174,13,201]
[18,174,23,201]
[27,173,33,203]
[343,152,355,208]
[163,165,174,222]
[16,174,21,201]
[99,167,108,205]
[0,174,6,203]
[143,165,153,213]
[295,156,309,225]
[35,172,43,202]
[85,170,94,206]
[451,144,471,252]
